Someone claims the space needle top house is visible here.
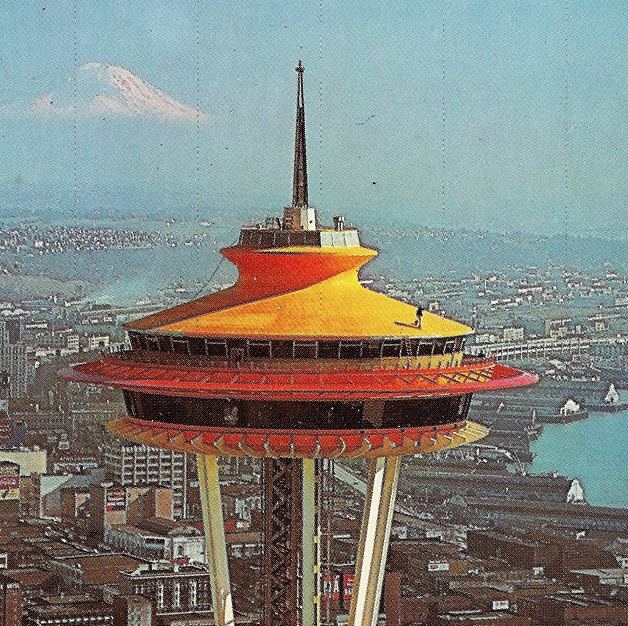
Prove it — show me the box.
[62,62,536,626]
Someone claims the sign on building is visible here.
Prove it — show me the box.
[0,461,20,500]
[105,488,127,512]
[427,561,450,572]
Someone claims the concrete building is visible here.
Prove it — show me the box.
[104,441,188,519]
[87,334,110,351]
[91,483,174,539]
[0,448,47,476]
[49,553,143,593]
[467,529,619,578]
[0,319,31,398]
[105,517,206,563]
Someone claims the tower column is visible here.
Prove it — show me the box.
[302,458,321,626]
[197,454,235,626]
[349,456,401,626]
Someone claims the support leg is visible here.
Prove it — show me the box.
[197,454,235,626]
[302,458,321,626]
[349,456,401,626]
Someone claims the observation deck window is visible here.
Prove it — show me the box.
[381,340,402,358]
[417,341,433,357]
[317,341,339,359]
[362,340,382,359]
[260,232,275,248]
[188,337,206,355]
[205,339,228,357]
[433,339,446,355]
[294,340,318,359]
[127,332,468,362]
[458,393,472,417]
[339,340,363,359]
[147,335,160,351]
[271,340,294,358]
[247,339,272,358]
[158,336,172,352]
[172,338,190,355]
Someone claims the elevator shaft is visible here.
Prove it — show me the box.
[263,458,321,626]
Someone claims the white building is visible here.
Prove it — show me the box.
[104,441,188,519]
[502,327,524,342]
[105,518,205,564]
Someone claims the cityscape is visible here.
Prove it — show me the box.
[0,189,626,626]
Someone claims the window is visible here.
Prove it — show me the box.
[260,231,275,248]
[317,341,338,359]
[271,340,293,358]
[146,335,160,352]
[418,341,433,356]
[157,583,164,609]
[129,333,141,350]
[188,337,206,355]
[381,340,402,357]
[363,340,382,359]
[190,580,198,607]
[433,339,446,355]
[339,340,362,359]
[444,340,455,354]
[247,339,272,358]
[174,582,181,609]
[172,338,190,355]
[205,340,228,357]
[158,336,172,352]
[294,341,318,358]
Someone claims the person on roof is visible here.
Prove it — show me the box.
[415,305,424,329]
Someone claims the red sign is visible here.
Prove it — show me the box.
[343,574,355,602]
[0,475,18,489]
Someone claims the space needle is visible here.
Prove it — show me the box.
[62,61,536,626]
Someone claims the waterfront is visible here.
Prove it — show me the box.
[529,409,628,509]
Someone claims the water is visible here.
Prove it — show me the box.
[529,410,628,509]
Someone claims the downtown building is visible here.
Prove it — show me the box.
[103,440,188,519]
[0,319,31,398]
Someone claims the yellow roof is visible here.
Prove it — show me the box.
[128,244,472,339]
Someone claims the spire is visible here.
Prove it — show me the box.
[292,60,308,208]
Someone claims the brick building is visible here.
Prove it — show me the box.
[113,594,155,626]
[24,595,114,626]
[49,553,143,593]
[0,574,22,626]
[116,562,213,617]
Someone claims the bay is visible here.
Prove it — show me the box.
[529,410,628,509]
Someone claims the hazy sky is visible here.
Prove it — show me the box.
[0,1,625,235]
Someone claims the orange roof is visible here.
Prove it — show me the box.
[128,244,471,339]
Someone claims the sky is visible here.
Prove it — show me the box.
[0,0,625,236]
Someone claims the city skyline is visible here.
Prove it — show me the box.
[0,1,626,237]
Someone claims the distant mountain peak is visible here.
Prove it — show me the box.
[29,62,210,123]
